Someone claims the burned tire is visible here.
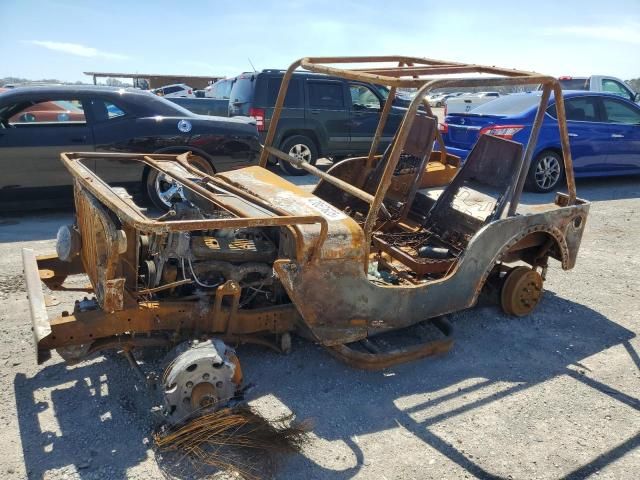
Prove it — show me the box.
[278,135,318,176]
[500,266,543,317]
[145,154,215,210]
[526,150,564,193]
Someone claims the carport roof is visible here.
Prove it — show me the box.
[84,72,223,79]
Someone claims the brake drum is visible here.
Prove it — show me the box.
[162,339,242,424]
[500,266,544,317]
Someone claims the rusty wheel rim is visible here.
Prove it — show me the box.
[501,266,543,317]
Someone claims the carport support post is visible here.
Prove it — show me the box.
[508,84,552,216]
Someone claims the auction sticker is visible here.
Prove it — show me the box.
[303,197,348,221]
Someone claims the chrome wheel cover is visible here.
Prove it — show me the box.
[154,173,185,208]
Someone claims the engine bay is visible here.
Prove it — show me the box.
[137,199,286,310]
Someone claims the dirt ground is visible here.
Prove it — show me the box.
[0,171,639,480]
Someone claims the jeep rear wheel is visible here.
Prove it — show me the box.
[500,266,544,316]
[279,135,318,176]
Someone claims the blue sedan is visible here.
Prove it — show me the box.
[439,91,640,192]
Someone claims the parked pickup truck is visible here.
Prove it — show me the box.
[169,97,229,117]
[444,91,500,114]
[541,76,639,103]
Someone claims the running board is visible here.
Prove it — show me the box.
[325,317,454,370]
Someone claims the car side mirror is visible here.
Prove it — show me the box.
[635,92,640,102]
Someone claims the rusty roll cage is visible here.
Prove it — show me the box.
[258,56,577,246]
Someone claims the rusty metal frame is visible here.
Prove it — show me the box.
[60,152,328,262]
[24,57,587,372]
[24,151,341,363]
[327,316,454,370]
[258,56,577,263]
[24,247,300,363]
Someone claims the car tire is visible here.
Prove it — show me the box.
[525,150,564,193]
[145,153,215,210]
[278,135,319,176]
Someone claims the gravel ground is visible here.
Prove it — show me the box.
[0,170,639,479]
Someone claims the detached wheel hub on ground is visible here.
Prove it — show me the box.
[162,339,242,424]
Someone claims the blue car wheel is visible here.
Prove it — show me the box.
[526,150,564,193]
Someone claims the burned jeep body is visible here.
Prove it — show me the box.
[23,56,589,419]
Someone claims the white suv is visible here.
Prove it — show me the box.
[151,83,195,98]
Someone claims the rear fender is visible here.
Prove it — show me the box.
[274,199,590,345]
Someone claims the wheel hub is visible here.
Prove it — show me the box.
[501,266,543,317]
[288,144,311,163]
[191,381,218,410]
[154,155,211,208]
[162,339,242,424]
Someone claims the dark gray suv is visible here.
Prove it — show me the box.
[228,70,408,175]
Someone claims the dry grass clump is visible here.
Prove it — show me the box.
[154,405,312,479]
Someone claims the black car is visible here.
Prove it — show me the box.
[0,86,260,209]
[227,70,407,175]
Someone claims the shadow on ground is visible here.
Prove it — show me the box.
[14,355,159,479]
[13,291,637,479]
[513,175,640,206]
[244,292,638,479]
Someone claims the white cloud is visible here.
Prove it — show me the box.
[544,23,640,45]
[27,40,130,60]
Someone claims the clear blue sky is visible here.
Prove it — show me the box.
[1,0,638,82]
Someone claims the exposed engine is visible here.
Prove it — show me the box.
[138,200,282,308]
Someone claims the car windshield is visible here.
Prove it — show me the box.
[215,80,233,99]
[230,76,254,104]
[143,93,194,116]
[465,94,541,115]
[559,78,590,90]
[53,100,84,112]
